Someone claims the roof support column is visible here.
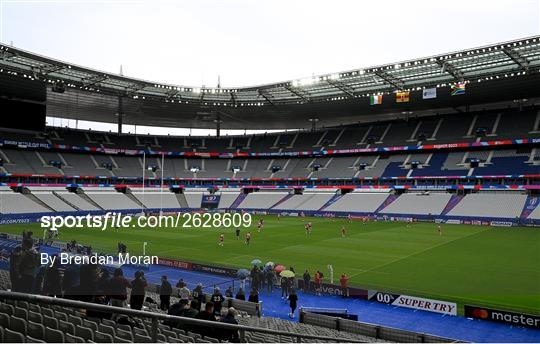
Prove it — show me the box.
[117,96,124,134]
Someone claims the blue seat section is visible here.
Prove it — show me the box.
[474,156,539,175]
[381,162,408,177]
[411,153,468,177]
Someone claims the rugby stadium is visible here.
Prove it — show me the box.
[0,3,539,344]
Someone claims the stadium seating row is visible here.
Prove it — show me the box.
[1,185,536,221]
[0,148,537,178]
[18,108,540,152]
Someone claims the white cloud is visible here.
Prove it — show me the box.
[2,0,539,88]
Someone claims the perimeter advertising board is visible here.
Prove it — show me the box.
[368,291,457,315]
[464,305,540,329]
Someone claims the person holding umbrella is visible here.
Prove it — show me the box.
[280,270,295,299]
[237,269,250,290]
[265,268,275,293]
[288,289,298,318]
[280,275,288,299]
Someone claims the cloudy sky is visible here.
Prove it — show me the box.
[1,0,539,89]
[1,0,539,134]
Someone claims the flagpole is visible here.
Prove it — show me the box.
[141,151,146,215]
[160,153,164,216]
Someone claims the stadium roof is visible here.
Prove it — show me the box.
[1,36,540,129]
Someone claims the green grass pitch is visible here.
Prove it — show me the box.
[2,215,539,315]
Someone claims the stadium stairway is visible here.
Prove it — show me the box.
[373,194,399,214]
[125,190,147,209]
[229,193,248,209]
[440,195,464,216]
[52,191,82,210]
[75,189,104,210]
[22,192,56,213]
[175,193,189,208]
[318,193,344,211]
[269,193,294,209]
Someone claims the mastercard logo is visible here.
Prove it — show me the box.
[472,308,489,319]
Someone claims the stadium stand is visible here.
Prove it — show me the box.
[53,191,101,211]
[217,191,241,209]
[446,192,528,219]
[0,189,50,214]
[83,187,141,210]
[380,192,453,216]
[237,191,290,210]
[130,188,182,209]
[184,190,204,208]
[272,191,336,211]
[322,191,391,213]
[30,191,76,212]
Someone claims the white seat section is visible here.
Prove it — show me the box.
[55,192,100,211]
[184,192,203,208]
[85,192,140,210]
[131,191,181,209]
[323,193,389,213]
[217,191,241,208]
[32,192,76,212]
[0,192,50,213]
[447,193,527,218]
[238,192,289,209]
[26,186,69,192]
[273,192,335,211]
[527,201,540,220]
[380,193,452,215]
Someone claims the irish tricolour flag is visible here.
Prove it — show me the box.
[370,95,382,105]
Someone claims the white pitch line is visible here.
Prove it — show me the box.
[349,228,487,278]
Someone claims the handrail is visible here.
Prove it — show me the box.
[0,291,365,343]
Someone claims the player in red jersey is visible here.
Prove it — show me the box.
[218,233,225,247]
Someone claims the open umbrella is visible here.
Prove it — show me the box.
[280,270,295,278]
[251,259,262,266]
[265,261,275,268]
[236,269,250,279]
[274,265,286,273]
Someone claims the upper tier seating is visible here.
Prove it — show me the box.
[2,108,538,154]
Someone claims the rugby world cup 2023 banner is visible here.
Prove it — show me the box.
[368,291,457,316]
